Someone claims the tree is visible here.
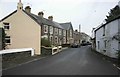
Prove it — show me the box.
[105,5,120,22]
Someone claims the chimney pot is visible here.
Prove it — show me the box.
[48,16,53,21]
[38,11,44,17]
[25,6,31,13]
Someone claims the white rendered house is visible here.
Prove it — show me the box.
[95,16,120,58]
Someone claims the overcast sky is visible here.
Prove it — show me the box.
[0,0,119,36]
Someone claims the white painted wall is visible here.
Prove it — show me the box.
[95,19,119,58]
[108,20,119,58]
[96,27,104,53]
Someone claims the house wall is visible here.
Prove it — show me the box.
[95,19,119,58]
[81,33,91,43]
[74,31,80,44]
[66,29,73,44]
[96,27,105,53]
[0,10,41,55]
[108,19,119,58]
[62,30,66,44]
[118,19,120,51]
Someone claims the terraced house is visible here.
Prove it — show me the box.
[0,1,74,54]
[40,17,74,46]
[60,22,74,44]
[24,5,74,47]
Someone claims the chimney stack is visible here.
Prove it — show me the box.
[17,0,23,10]
[25,6,31,13]
[48,16,53,21]
[38,11,44,17]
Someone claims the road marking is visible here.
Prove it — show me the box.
[2,57,46,71]
[113,64,116,67]
[117,67,120,70]
[112,64,120,70]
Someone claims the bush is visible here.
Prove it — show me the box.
[41,38,51,47]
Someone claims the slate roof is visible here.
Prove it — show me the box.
[60,22,73,30]
[23,10,64,29]
[0,9,72,30]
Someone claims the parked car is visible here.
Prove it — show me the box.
[86,42,92,45]
[70,43,78,48]
[81,42,91,46]
[81,43,87,46]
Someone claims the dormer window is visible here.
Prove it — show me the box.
[3,22,10,30]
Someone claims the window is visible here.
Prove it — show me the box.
[50,26,53,34]
[59,29,62,35]
[63,30,66,36]
[3,22,10,30]
[70,30,72,37]
[63,37,66,44]
[55,28,58,35]
[55,36,58,44]
[97,41,99,49]
[44,25,48,33]
[103,26,105,36]
[50,36,53,44]
[5,36,10,43]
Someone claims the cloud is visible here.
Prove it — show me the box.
[0,0,119,36]
[1,0,119,2]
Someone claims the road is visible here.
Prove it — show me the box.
[2,46,120,75]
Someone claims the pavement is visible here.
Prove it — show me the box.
[2,46,120,75]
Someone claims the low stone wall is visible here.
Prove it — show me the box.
[2,51,31,69]
[41,46,62,56]
[2,51,31,62]
[41,47,52,56]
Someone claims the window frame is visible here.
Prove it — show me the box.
[44,25,48,33]
[5,36,11,44]
[3,22,10,30]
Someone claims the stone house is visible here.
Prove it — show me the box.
[60,22,74,45]
[73,30,81,44]
[94,15,120,58]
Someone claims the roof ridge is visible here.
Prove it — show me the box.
[0,10,17,22]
